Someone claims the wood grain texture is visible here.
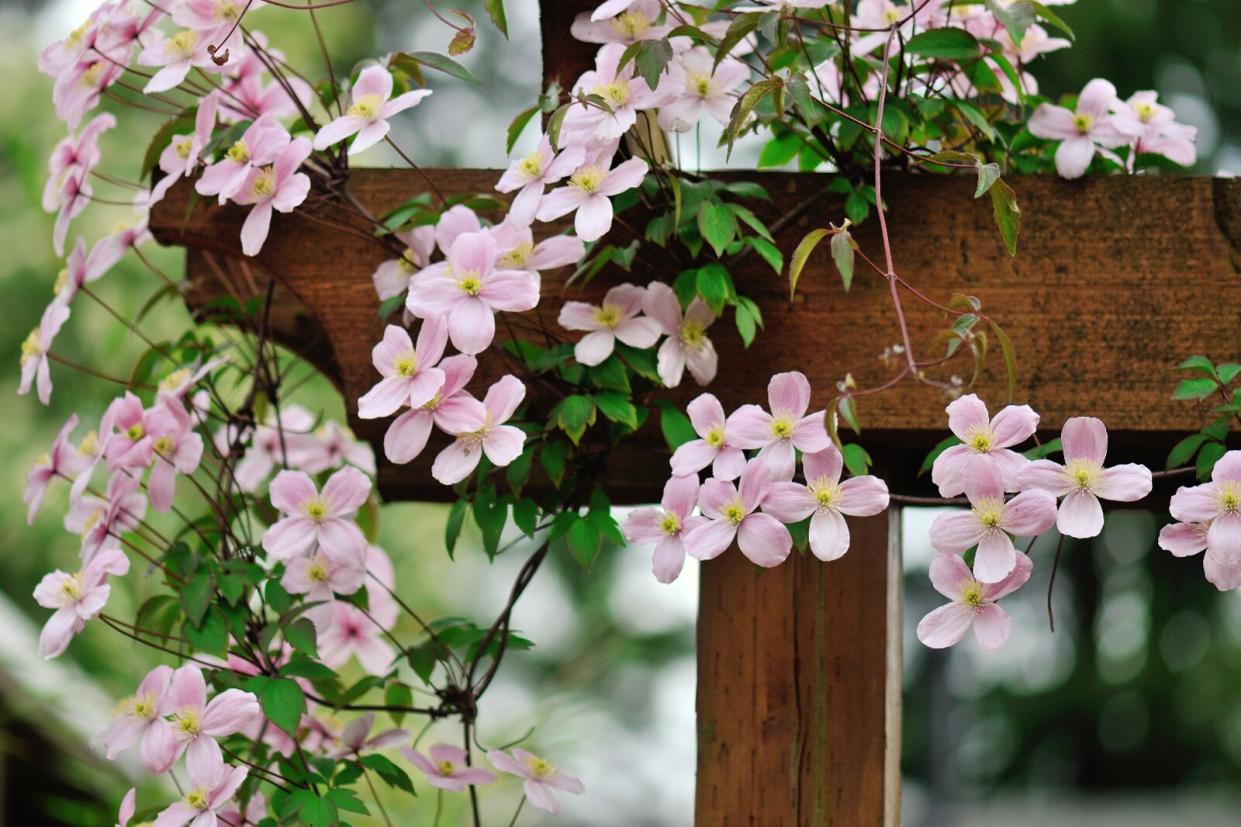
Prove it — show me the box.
[150,171,1241,503]
[695,511,902,826]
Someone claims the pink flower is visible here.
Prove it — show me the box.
[104,392,154,472]
[568,43,679,140]
[218,790,266,827]
[590,0,639,21]
[669,393,746,480]
[220,405,317,491]
[916,551,1033,650]
[358,320,449,419]
[235,136,312,256]
[143,664,261,776]
[196,115,291,204]
[487,748,584,815]
[1111,90,1197,168]
[92,206,153,273]
[622,474,703,583]
[571,0,668,44]
[1017,417,1152,538]
[1167,450,1241,570]
[536,156,649,242]
[44,112,115,213]
[490,221,586,278]
[931,393,1038,497]
[281,549,366,607]
[298,420,376,476]
[137,24,234,94]
[173,0,266,30]
[728,371,829,480]
[930,464,1057,583]
[431,375,527,485]
[660,47,748,132]
[116,788,137,827]
[496,135,585,225]
[558,283,661,365]
[33,547,128,658]
[402,743,496,792]
[150,748,248,827]
[763,445,890,561]
[684,458,792,567]
[1159,520,1241,592]
[25,414,88,524]
[372,226,434,301]
[102,665,173,768]
[406,231,540,355]
[643,283,717,388]
[329,713,409,759]
[1028,78,1132,179]
[53,236,114,308]
[262,466,371,562]
[317,600,397,675]
[150,95,218,205]
[313,65,432,155]
[76,471,148,564]
[19,301,70,405]
[433,205,483,255]
[146,399,205,512]
[53,56,125,129]
[382,354,478,464]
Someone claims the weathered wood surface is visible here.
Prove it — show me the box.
[150,172,1241,503]
[696,511,902,826]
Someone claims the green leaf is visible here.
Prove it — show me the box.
[1178,355,1217,378]
[180,570,214,626]
[587,354,631,393]
[360,753,416,793]
[1030,0,1075,40]
[1217,363,1241,385]
[988,178,1020,256]
[830,226,855,291]
[660,406,696,450]
[975,163,1001,198]
[1197,440,1227,480]
[135,595,181,644]
[730,203,773,242]
[567,515,601,569]
[1172,377,1218,401]
[837,396,862,434]
[989,320,1018,401]
[746,237,783,274]
[483,0,508,36]
[184,608,228,655]
[841,443,873,477]
[695,263,731,314]
[384,683,413,726]
[905,28,981,60]
[634,38,674,90]
[260,677,307,735]
[725,77,781,155]
[512,498,538,536]
[759,132,801,168]
[284,617,318,657]
[278,657,337,681]
[290,790,337,827]
[697,201,737,258]
[556,394,597,444]
[546,102,570,149]
[1023,437,1062,459]
[715,12,762,68]
[788,228,829,300]
[394,51,480,86]
[954,100,998,143]
[1167,432,1210,470]
[326,788,369,816]
[986,0,1035,46]
[472,488,508,558]
[506,105,539,154]
[445,498,469,558]
[540,439,568,487]
[595,392,639,429]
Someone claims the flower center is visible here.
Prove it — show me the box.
[704,426,725,448]
[519,150,544,178]
[305,499,329,521]
[975,501,1003,529]
[226,139,250,164]
[961,582,984,609]
[127,422,145,442]
[153,435,174,455]
[812,479,840,508]
[307,559,330,582]
[165,29,198,60]
[348,93,383,120]
[215,0,242,21]
[611,10,651,38]
[1073,113,1093,133]
[688,71,712,97]
[967,429,992,453]
[79,430,98,455]
[160,367,192,392]
[174,136,193,159]
[81,61,104,87]
[883,8,902,24]
[498,242,533,269]
[59,575,84,602]
[770,416,794,440]
[526,756,555,779]
[20,329,42,365]
[1220,482,1240,513]
[1135,102,1155,122]
[457,271,483,296]
[1065,458,1102,491]
[723,502,745,525]
[398,248,419,273]
[250,166,276,198]
[80,508,103,537]
[394,351,418,377]
[570,165,604,193]
[175,707,201,736]
[679,320,705,348]
[131,693,157,720]
[33,452,51,470]
[437,760,457,776]
[594,305,622,328]
[660,512,681,535]
[593,79,631,108]
[185,788,209,810]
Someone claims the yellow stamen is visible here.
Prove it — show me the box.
[165,29,198,59]
[610,10,652,38]
[348,93,382,120]
[305,499,328,521]
[226,139,250,164]
[770,417,794,440]
[594,305,622,328]
[660,512,681,535]
[723,502,745,525]
[961,582,984,609]
[394,351,418,377]
[570,165,604,193]
[20,329,42,366]
[1072,113,1093,133]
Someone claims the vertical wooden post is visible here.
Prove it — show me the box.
[695,510,903,825]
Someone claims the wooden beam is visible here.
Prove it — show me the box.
[696,510,902,826]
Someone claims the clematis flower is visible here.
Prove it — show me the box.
[104,392,154,472]
[52,168,93,256]
[558,283,661,365]
[150,748,248,826]
[262,466,371,562]
[568,42,679,140]
[571,0,668,44]
[313,65,432,155]
[488,749,584,815]
[763,445,890,561]
[1028,78,1133,179]
[358,320,449,419]
[44,112,115,213]
[728,371,829,481]
[659,47,748,132]
[535,156,649,242]
[150,95,218,205]
[621,474,703,583]
[281,549,366,609]
[496,135,585,225]
[221,404,317,491]
[684,458,791,567]
[92,204,153,273]
[116,788,137,827]
[589,0,639,21]
[299,421,376,476]
[328,713,408,759]
[1167,450,1241,568]
[173,0,264,30]
[490,221,586,279]
[53,56,125,129]
[102,664,174,768]
[218,791,266,827]
[1159,519,1241,592]
[137,24,233,94]
[405,231,540,355]
[931,393,1038,497]
[234,137,312,256]
[372,226,434,301]
[930,464,1057,583]
[402,743,496,792]
[143,664,262,775]
[669,393,746,480]
[53,236,114,307]
[317,598,397,675]
[1017,417,1152,538]
[431,375,527,485]
[433,205,482,255]
[916,551,1033,650]
[25,414,88,524]
[383,354,478,464]
[145,398,206,512]
[196,115,291,204]
[18,302,70,406]
[33,547,128,658]
[76,472,147,564]
[1111,90,1197,168]
[643,283,718,388]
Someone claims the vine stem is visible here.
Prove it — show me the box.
[506,795,527,827]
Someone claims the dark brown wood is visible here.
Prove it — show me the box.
[696,510,902,826]
[149,172,1241,503]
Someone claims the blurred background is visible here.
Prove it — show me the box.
[1,0,1239,824]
